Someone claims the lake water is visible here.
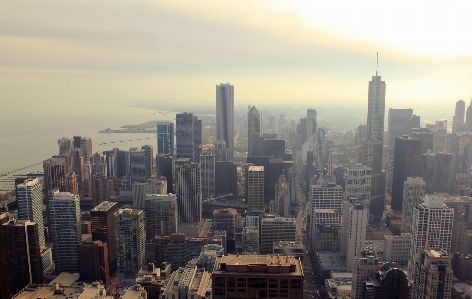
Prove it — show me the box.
[0,100,176,176]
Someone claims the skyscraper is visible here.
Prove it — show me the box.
[157,154,173,193]
[387,108,420,153]
[58,137,74,157]
[247,106,261,156]
[307,108,317,138]
[391,136,421,210]
[246,166,265,212]
[259,217,296,254]
[115,208,145,274]
[176,112,202,162]
[344,199,368,271]
[352,247,382,299]
[401,177,425,233]
[216,83,234,161]
[408,194,454,279]
[344,163,371,208]
[452,99,466,133]
[16,178,45,248]
[200,153,215,200]
[78,240,109,285]
[157,121,174,156]
[49,192,82,273]
[362,67,386,219]
[144,194,178,239]
[90,201,119,275]
[2,219,42,294]
[175,158,202,223]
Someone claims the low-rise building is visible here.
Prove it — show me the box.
[383,234,411,265]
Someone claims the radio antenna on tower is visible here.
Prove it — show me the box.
[376,52,378,76]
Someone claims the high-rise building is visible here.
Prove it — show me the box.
[450,132,472,194]
[49,192,82,273]
[443,196,472,253]
[91,174,110,207]
[383,234,412,264]
[344,163,371,208]
[213,139,229,162]
[125,145,154,187]
[433,120,448,152]
[215,161,238,196]
[420,150,453,194]
[157,154,173,193]
[144,194,178,239]
[344,199,368,271]
[410,248,453,299]
[352,247,382,299]
[213,208,237,240]
[16,178,45,248]
[275,175,290,217]
[58,137,74,158]
[90,201,119,274]
[216,83,234,161]
[362,70,387,219]
[43,156,68,210]
[246,166,264,212]
[391,136,421,211]
[453,100,466,133]
[115,208,145,274]
[401,177,425,233]
[176,112,202,162]
[132,178,167,209]
[314,127,326,167]
[247,106,261,156]
[260,216,296,255]
[0,213,10,299]
[212,255,304,299]
[408,194,454,279]
[307,108,317,139]
[387,108,420,153]
[174,158,201,223]
[78,240,109,285]
[411,127,434,154]
[91,151,107,177]
[2,219,43,294]
[157,121,174,156]
[201,153,215,200]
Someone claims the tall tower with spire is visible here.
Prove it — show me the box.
[362,54,386,219]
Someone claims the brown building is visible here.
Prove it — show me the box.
[155,234,222,270]
[135,263,171,299]
[2,219,43,294]
[213,208,237,239]
[78,240,109,284]
[452,252,472,282]
[90,201,119,274]
[212,255,304,299]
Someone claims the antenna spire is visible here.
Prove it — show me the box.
[376,52,378,76]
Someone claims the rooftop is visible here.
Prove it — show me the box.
[91,201,117,211]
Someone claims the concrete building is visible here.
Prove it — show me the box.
[242,227,259,253]
[391,135,421,211]
[50,192,82,273]
[213,208,237,239]
[247,106,261,157]
[246,166,264,212]
[212,255,304,299]
[259,216,296,255]
[200,153,215,200]
[273,241,304,260]
[409,194,454,279]
[2,219,42,294]
[216,83,234,161]
[344,163,371,208]
[275,175,290,217]
[91,151,107,177]
[132,178,167,209]
[443,196,472,253]
[115,208,145,274]
[135,263,171,299]
[91,201,119,275]
[196,244,225,272]
[161,263,211,299]
[410,248,453,299]
[401,177,426,233]
[91,174,110,207]
[344,200,368,271]
[144,194,178,240]
[352,247,382,299]
[383,234,412,265]
[174,159,201,223]
[154,234,222,270]
[157,121,174,156]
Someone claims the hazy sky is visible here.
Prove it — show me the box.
[1,0,470,109]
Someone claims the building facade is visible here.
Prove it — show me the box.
[115,208,145,274]
[157,121,174,156]
[216,83,234,161]
[144,194,178,239]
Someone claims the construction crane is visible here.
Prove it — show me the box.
[100,266,122,299]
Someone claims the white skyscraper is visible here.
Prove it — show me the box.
[343,199,368,271]
[408,194,454,279]
[49,192,82,273]
[115,208,145,274]
[17,178,45,248]
[216,83,234,161]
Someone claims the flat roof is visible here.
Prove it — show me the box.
[50,272,81,286]
[216,254,302,274]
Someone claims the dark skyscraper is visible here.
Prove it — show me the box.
[157,121,174,156]
[247,106,261,156]
[362,65,386,219]
[387,108,420,153]
[157,154,174,193]
[78,240,109,285]
[391,136,421,211]
[90,201,119,275]
[2,219,42,294]
[307,108,317,138]
[216,83,234,161]
[176,112,202,162]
